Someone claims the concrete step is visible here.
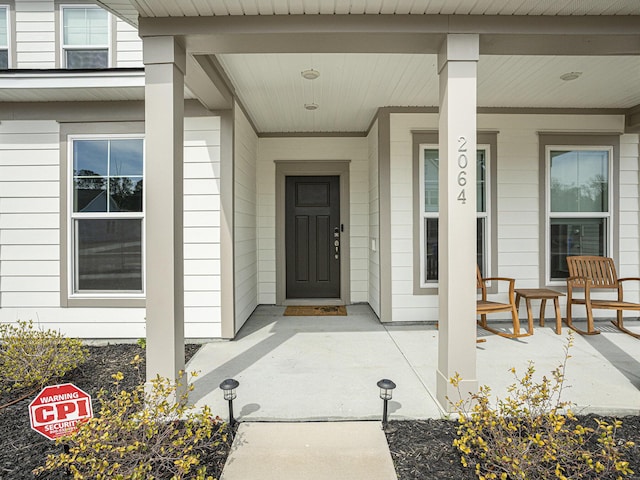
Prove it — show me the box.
[220,421,397,480]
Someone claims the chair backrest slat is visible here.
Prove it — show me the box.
[566,256,618,288]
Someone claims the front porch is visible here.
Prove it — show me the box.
[187,305,640,421]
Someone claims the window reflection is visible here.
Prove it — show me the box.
[72,138,144,294]
[548,148,610,281]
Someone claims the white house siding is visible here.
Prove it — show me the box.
[618,133,640,305]
[183,116,223,338]
[0,120,60,311]
[388,112,635,322]
[367,121,380,317]
[15,1,55,68]
[0,117,222,338]
[234,105,258,332]
[256,137,369,304]
[12,1,142,69]
[115,18,143,68]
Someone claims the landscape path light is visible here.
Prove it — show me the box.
[377,378,396,428]
[219,378,239,426]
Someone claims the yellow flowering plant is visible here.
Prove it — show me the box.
[449,334,634,480]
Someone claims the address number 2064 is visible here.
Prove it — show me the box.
[457,136,468,204]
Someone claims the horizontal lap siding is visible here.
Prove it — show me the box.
[183,117,223,337]
[618,134,640,305]
[234,106,258,332]
[256,137,369,304]
[388,113,631,322]
[115,19,143,68]
[0,121,60,310]
[15,2,55,68]
[389,113,438,322]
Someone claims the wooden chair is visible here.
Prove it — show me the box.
[477,266,528,338]
[566,256,640,338]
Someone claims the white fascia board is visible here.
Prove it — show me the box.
[0,70,145,89]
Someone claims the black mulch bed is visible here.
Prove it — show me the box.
[4,344,640,480]
[386,416,640,480]
[0,344,236,480]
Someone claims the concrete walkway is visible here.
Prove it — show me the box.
[187,304,640,479]
[220,422,397,480]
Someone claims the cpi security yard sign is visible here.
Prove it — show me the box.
[29,383,93,440]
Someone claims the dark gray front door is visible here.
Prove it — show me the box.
[286,176,340,298]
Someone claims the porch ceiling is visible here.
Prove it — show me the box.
[96,0,640,134]
[216,53,640,133]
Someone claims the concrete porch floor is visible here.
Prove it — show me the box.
[188,304,640,421]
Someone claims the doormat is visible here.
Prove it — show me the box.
[283,305,347,316]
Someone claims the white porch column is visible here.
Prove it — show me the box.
[143,36,186,383]
[436,34,479,409]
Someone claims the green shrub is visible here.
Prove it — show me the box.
[0,320,88,394]
[449,335,634,480]
[35,356,230,480]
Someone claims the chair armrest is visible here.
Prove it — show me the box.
[618,277,640,283]
[482,276,515,284]
[617,278,640,301]
[481,277,515,298]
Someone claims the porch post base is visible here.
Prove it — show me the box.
[437,369,478,413]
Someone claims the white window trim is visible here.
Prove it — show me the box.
[60,4,111,69]
[0,5,10,68]
[67,134,145,299]
[544,144,613,286]
[418,143,492,288]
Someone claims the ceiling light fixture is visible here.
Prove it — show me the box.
[560,71,582,81]
[301,69,320,80]
[304,103,319,111]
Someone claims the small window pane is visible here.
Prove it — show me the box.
[66,49,108,69]
[76,219,142,291]
[110,177,143,212]
[63,8,108,46]
[550,150,609,213]
[476,151,486,213]
[110,139,144,176]
[424,218,438,282]
[74,178,107,212]
[477,217,485,275]
[549,218,606,280]
[0,7,7,46]
[0,50,7,70]
[424,149,439,212]
[74,140,108,176]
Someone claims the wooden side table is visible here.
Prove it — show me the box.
[514,289,565,335]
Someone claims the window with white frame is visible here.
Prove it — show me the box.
[419,145,490,286]
[547,146,612,281]
[0,6,8,69]
[70,137,144,294]
[61,5,109,69]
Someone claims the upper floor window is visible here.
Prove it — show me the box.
[547,146,612,282]
[61,5,109,69]
[419,145,490,286]
[0,6,8,69]
[70,137,144,295]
